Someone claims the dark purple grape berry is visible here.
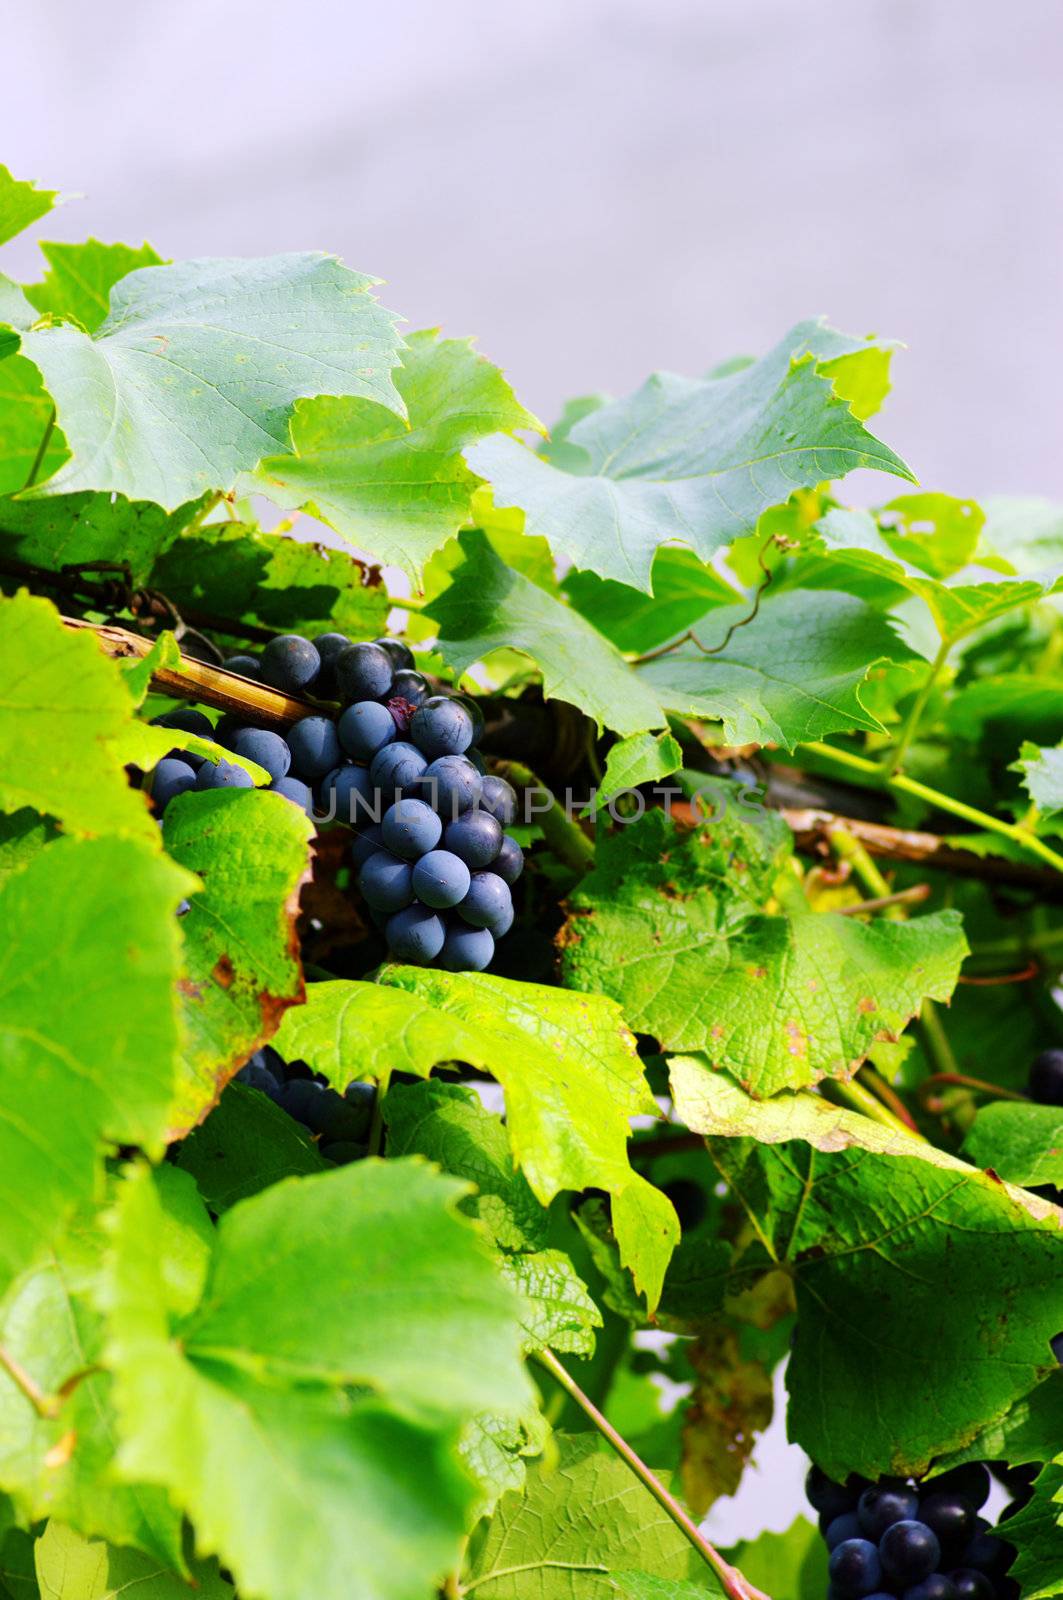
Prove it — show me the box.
[358,854,414,914]
[195,759,254,791]
[385,904,446,964]
[409,695,475,759]
[351,823,386,869]
[381,798,442,860]
[370,740,428,797]
[261,634,321,693]
[151,707,214,738]
[492,833,524,885]
[150,757,197,812]
[918,1492,976,1554]
[411,849,471,909]
[338,700,397,761]
[925,1466,990,1512]
[806,1466,859,1521]
[437,924,495,972]
[444,809,503,870]
[858,1485,919,1540]
[879,1520,940,1584]
[391,668,431,708]
[902,1577,958,1600]
[222,653,262,680]
[421,754,483,818]
[946,1571,995,1600]
[269,776,313,812]
[829,1538,883,1598]
[825,1512,862,1552]
[311,632,352,696]
[1028,1047,1063,1106]
[287,716,342,781]
[373,636,415,671]
[229,727,291,783]
[336,642,394,703]
[322,764,377,825]
[458,871,512,933]
[480,773,518,826]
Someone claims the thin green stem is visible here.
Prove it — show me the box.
[0,1345,60,1419]
[184,490,224,536]
[367,1070,390,1158]
[804,742,1063,876]
[493,760,595,876]
[531,1348,771,1600]
[918,1000,961,1080]
[23,409,56,491]
[881,637,951,778]
[820,1077,924,1140]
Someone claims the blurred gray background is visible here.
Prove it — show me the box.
[5,0,1063,502]
[1,0,1050,1538]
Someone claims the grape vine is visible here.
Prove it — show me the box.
[1,162,1062,1600]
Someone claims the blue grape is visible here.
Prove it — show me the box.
[151,756,198,812]
[412,849,471,909]
[806,1467,862,1521]
[480,774,518,826]
[222,653,262,680]
[458,871,512,933]
[261,634,321,693]
[351,822,386,868]
[196,758,254,790]
[492,899,514,938]
[829,1539,883,1599]
[385,904,446,964]
[322,764,377,824]
[928,1466,990,1512]
[235,1059,283,1098]
[382,798,442,859]
[421,754,483,818]
[493,833,523,884]
[947,1573,994,1600]
[919,1493,975,1553]
[880,1521,940,1585]
[1029,1047,1063,1106]
[358,853,414,913]
[826,1513,862,1551]
[151,707,214,738]
[269,775,313,813]
[391,668,431,707]
[311,631,352,696]
[370,740,428,796]
[338,700,397,760]
[858,1486,919,1540]
[959,1526,1008,1576]
[444,809,503,869]
[287,715,342,780]
[276,1078,325,1128]
[336,641,394,703]
[409,695,474,759]
[902,1578,958,1600]
[438,924,495,972]
[373,636,414,671]
[230,727,291,782]
[452,694,485,743]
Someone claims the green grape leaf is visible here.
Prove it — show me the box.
[812,507,1056,641]
[104,1160,530,1600]
[933,1373,1063,1471]
[464,320,913,591]
[0,1499,36,1600]
[382,1079,549,1252]
[426,532,667,736]
[159,790,313,1134]
[149,518,388,640]
[560,810,967,1096]
[0,591,164,840]
[0,809,56,885]
[0,354,68,496]
[34,1519,232,1600]
[981,495,1063,574]
[274,974,679,1308]
[0,1212,182,1567]
[498,1250,602,1356]
[610,1577,720,1600]
[25,241,164,332]
[635,589,918,749]
[0,834,194,1292]
[562,547,741,655]
[1004,1462,1063,1600]
[721,1516,828,1600]
[669,1054,1063,1476]
[594,733,683,811]
[9,254,404,508]
[0,167,57,247]
[0,492,206,587]
[1013,741,1063,823]
[174,1081,327,1210]
[253,328,541,581]
[461,1406,551,1521]
[462,1433,721,1598]
[962,1101,1063,1187]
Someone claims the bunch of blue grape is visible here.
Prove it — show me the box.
[236,1046,376,1165]
[144,630,524,972]
[807,1462,1018,1600]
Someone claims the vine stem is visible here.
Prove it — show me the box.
[880,637,951,778]
[918,1072,1028,1103]
[804,741,1063,876]
[23,408,57,491]
[492,759,595,876]
[821,1076,923,1138]
[0,1345,60,1418]
[531,1348,772,1600]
